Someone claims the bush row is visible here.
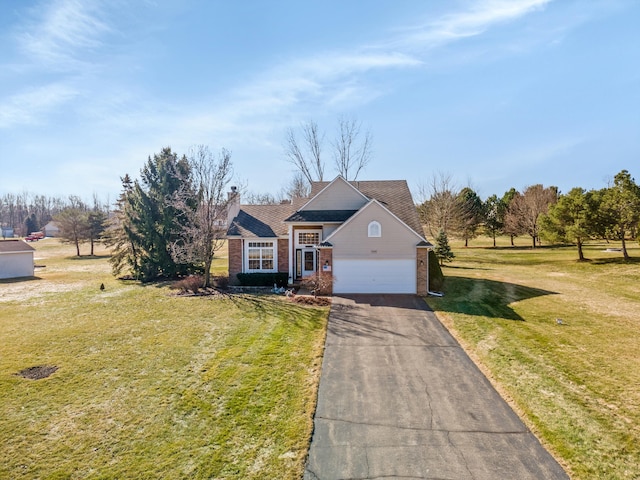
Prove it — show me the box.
[236,272,289,287]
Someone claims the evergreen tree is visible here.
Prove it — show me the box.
[104,175,140,276]
[600,170,640,260]
[87,210,107,256]
[25,213,38,235]
[106,148,196,281]
[539,187,600,261]
[434,229,454,266]
[483,194,506,247]
[458,187,484,247]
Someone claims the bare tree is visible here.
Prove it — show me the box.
[54,196,89,256]
[244,192,279,205]
[282,172,310,200]
[170,145,233,288]
[332,115,372,181]
[284,120,324,184]
[504,184,558,248]
[284,116,373,185]
[417,172,463,238]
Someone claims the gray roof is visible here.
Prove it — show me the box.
[227,179,428,241]
[227,203,297,237]
[285,209,357,223]
[309,180,425,236]
[0,240,36,253]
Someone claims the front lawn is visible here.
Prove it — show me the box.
[426,239,640,479]
[0,240,328,479]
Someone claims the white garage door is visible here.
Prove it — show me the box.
[333,259,416,294]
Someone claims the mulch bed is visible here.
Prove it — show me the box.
[17,365,58,380]
[290,295,332,306]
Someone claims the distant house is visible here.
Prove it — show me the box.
[226,175,432,294]
[1,227,14,239]
[0,240,35,279]
[43,221,60,237]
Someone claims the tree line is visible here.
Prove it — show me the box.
[419,169,640,261]
[0,192,70,237]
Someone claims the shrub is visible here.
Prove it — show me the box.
[212,275,229,289]
[300,272,333,297]
[172,275,203,294]
[236,272,289,287]
[429,250,445,291]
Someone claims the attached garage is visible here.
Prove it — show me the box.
[332,258,416,294]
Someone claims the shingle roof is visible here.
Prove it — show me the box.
[0,240,36,253]
[227,179,428,241]
[309,179,424,236]
[227,203,297,237]
[285,209,357,223]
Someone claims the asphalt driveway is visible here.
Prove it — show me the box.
[304,294,568,480]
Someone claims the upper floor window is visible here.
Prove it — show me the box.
[298,232,320,246]
[368,221,381,238]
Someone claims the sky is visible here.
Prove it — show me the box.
[1,0,639,203]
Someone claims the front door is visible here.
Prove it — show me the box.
[301,249,316,278]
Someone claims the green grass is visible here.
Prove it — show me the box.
[0,239,328,479]
[426,237,640,480]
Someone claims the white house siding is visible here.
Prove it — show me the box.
[0,252,34,279]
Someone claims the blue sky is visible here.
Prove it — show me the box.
[1,0,639,203]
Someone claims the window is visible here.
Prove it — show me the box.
[368,221,381,237]
[298,232,320,245]
[247,241,274,271]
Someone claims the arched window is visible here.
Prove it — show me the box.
[368,221,381,238]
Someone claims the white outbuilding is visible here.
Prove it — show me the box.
[0,240,35,279]
[43,221,60,237]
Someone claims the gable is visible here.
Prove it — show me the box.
[326,200,425,258]
[301,176,368,211]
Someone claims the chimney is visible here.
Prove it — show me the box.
[227,186,240,226]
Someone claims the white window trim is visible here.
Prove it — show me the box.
[368,221,381,238]
[295,229,322,248]
[245,240,278,273]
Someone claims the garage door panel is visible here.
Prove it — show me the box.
[333,259,415,294]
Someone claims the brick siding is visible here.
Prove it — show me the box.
[416,248,429,295]
[228,239,243,285]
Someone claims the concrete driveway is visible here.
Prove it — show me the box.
[304,294,568,480]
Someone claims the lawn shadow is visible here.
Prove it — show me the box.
[444,264,491,270]
[68,254,111,260]
[589,256,640,265]
[227,293,328,329]
[427,276,557,321]
[327,300,416,342]
[0,276,43,284]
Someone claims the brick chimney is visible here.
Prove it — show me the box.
[226,186,240,226]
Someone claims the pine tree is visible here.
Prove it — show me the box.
[106,148,197,281]
[434,229,454,266]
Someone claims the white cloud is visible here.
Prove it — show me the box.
[389,0,552,51]
[18,0,113,68]
[0,84,78,128]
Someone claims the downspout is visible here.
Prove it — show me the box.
[288,224,294,285]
